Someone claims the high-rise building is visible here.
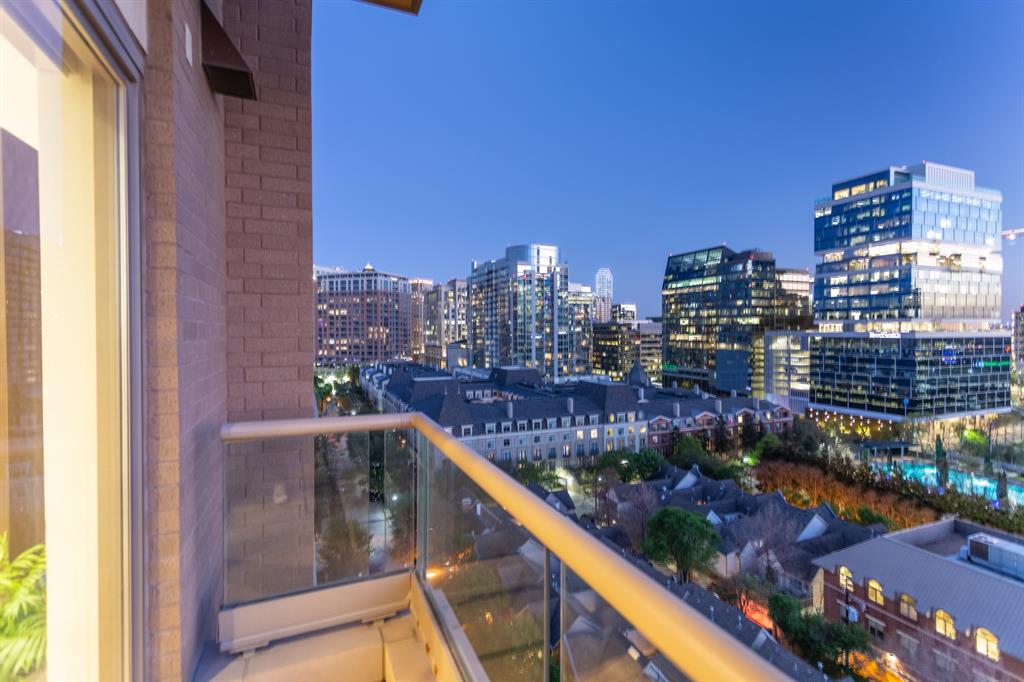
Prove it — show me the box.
[315,264,412,365]
[595,267,613,323]
[1013,304,1024,371]
[423,278,468,369]
[805,162,1011,421]
[468,244,585,379]
[593,320,663,384]
[612,302,637,322]
[409,277,433,362]
[567,283,595,375]
[661,247,812,395]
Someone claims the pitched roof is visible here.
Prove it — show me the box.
[813,530,1024,660]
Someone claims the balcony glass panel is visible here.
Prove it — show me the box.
[418,433,547,681]
[224,429,415,604]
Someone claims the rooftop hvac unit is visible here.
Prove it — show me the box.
[963,533,1024,581]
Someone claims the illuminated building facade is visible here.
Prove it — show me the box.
[594,267,613,323]
[661,246,812,395]
[566,282,595,376]
[593,321,663,384]
[807,163,1011,421]
[315,264,412,365]
[423,278,467,369]
[468,244,584,379]
[612,302,637,322]
[1013,304,1024,372]
[409,277,433,362]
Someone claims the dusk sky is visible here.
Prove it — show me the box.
[312,0,1023,320]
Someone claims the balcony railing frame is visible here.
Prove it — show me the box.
[221,412,788,682]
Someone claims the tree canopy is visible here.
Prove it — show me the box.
[643,507,718,582]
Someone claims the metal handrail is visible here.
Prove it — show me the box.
[221,412,788,682]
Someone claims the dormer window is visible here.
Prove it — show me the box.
[899,594,917,621]
[935,610,955,640]
[461,426,473,437]
[976,628,999,662]
[502,422,512,433]
[838,566,854,592]
[867,579,884,605]
[532,419,542,430]
[485,423,496,434]
[517,420,527,431]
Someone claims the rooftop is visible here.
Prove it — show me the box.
[813,518,1024,660]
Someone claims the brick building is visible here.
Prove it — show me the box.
[314,263,412,365]
[814,519,1024,682]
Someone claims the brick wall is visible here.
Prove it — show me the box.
[142,0,313,676]
[221,0,315,602]
[144,0,229,679]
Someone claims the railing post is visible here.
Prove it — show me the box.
[415,430,430,580]
[559,559,566,682]
[543,547,551,682]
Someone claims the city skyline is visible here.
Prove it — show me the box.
[312,0,1024,320]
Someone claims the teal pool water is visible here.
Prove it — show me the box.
[875,461,1023,508]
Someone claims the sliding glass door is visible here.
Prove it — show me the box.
[0,1,129,678]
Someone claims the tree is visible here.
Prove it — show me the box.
[721,572,768,617]
[643,508,718,582]
[632,448,665,482]
[317,517,371,583]
[511,461,560,490]
[619,482,660,552]
[729,501,799,586]
[935,435,949,489]
[670,436,710,469]
[740,418,761,450]
[313,374,339,416]
[997,471,1009,508]
[962,429,989,461]
[713,416,733,454]
[769,592,869,675]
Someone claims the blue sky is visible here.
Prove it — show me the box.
[312,0,1023,320]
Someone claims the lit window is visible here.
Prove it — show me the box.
[867,579,884,605]
[838,566,854,592]
[935,610,956,640]
[899,594,917,621]
[590,429,598,439]
[975,628,999,662]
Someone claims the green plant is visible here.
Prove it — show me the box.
[643,508,717,582]
[0,534,47,680]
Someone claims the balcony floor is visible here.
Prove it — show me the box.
[194,613,433,682]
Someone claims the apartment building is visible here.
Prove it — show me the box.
[369,362,793,470]
[814,519,1024,681]
[422,278,467,369]
[409,277,433,362]
[467,244,588,379]
[315,263,412,365]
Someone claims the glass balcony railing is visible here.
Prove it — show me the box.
[221,412,788,681]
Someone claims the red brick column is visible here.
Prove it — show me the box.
[222,0,315,602]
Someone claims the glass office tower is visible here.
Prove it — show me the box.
[814,162,1002,331]
[807,162,1011,421]
[661,247,811,395]
[468,244,582,379]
